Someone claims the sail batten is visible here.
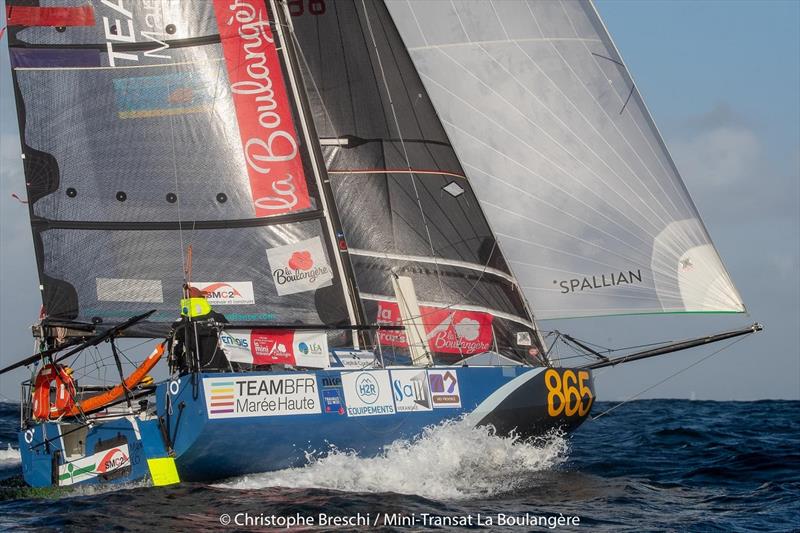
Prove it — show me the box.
[387,0,745,319]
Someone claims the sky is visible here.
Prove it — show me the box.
[0,1,798,401]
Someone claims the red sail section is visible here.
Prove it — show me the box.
[376,301,494,355]
[6,6,95,27]
[213,0,311,217]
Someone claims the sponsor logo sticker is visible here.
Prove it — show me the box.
[204,375,320,419]
[331,350,378,369]
[321,375,342,388]
[191,281,255,305]
[341,370,395,417]
[391,369,432,412]
[376,301,494,355]
[428,369,462,408]
[292,331,329,368]
[516,331,532,346]
[219,329,329,368]
[250,331,295,365]
[322,389,345,415]
[57,444,130,486]
[266,237,334,296]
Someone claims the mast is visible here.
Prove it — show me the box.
[270,0,369,346]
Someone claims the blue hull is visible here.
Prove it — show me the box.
[19,365,594,487]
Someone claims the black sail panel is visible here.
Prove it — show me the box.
[6,0,351,333]
[290,0,545,362]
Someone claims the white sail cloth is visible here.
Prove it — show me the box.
[386,0,744,319]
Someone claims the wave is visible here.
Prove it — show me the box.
[217,418,568,500]
[0,444,20,467]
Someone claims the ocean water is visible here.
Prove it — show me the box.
[0,399,797,532]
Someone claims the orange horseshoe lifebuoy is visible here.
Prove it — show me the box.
[65,343,165,417]
[32,364,76,420]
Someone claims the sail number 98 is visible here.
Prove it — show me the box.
[544,369,593,417]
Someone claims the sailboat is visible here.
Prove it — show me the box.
[1,0,760,488]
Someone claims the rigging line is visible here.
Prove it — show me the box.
[331,165,484,261]
[332,3,358,138]
[590,52,624,68]
[364,239,518,327]
[620,83,636,116]
[289,28,343,166]
[591,334,750,421]
[372,12,446,185]
[114,345,138,368]
[291,6,458,294]
[294,3,494,313]
[372,17,509,323]
[566,336,678,354]
[360,0,446,300]
[295,4,535,345]
[167,96,186,283]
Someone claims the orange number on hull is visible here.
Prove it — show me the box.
[545,369,594,417]
[578,370,594,416]
[545,369,564,417]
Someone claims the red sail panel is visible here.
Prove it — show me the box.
[6,6,95,27]
[376,301,494,355]
[212,0,312,217]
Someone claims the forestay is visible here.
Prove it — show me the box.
[386,0,745,319]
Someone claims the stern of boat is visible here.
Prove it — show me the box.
[18,415,177,489]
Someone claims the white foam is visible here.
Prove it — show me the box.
[217,419,568,500]
[0,443,21,466]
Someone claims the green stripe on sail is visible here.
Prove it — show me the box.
[537,310,746,321]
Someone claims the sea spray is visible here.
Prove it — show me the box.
[217,418,568,500]
[0,444,20,467]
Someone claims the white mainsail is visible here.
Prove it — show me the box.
[386,0,744,319]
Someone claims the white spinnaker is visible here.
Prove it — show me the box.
[386,0,744,319]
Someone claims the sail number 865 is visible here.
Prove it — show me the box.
[544,369,593,417]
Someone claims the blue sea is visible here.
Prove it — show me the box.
[0,400,797,532]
